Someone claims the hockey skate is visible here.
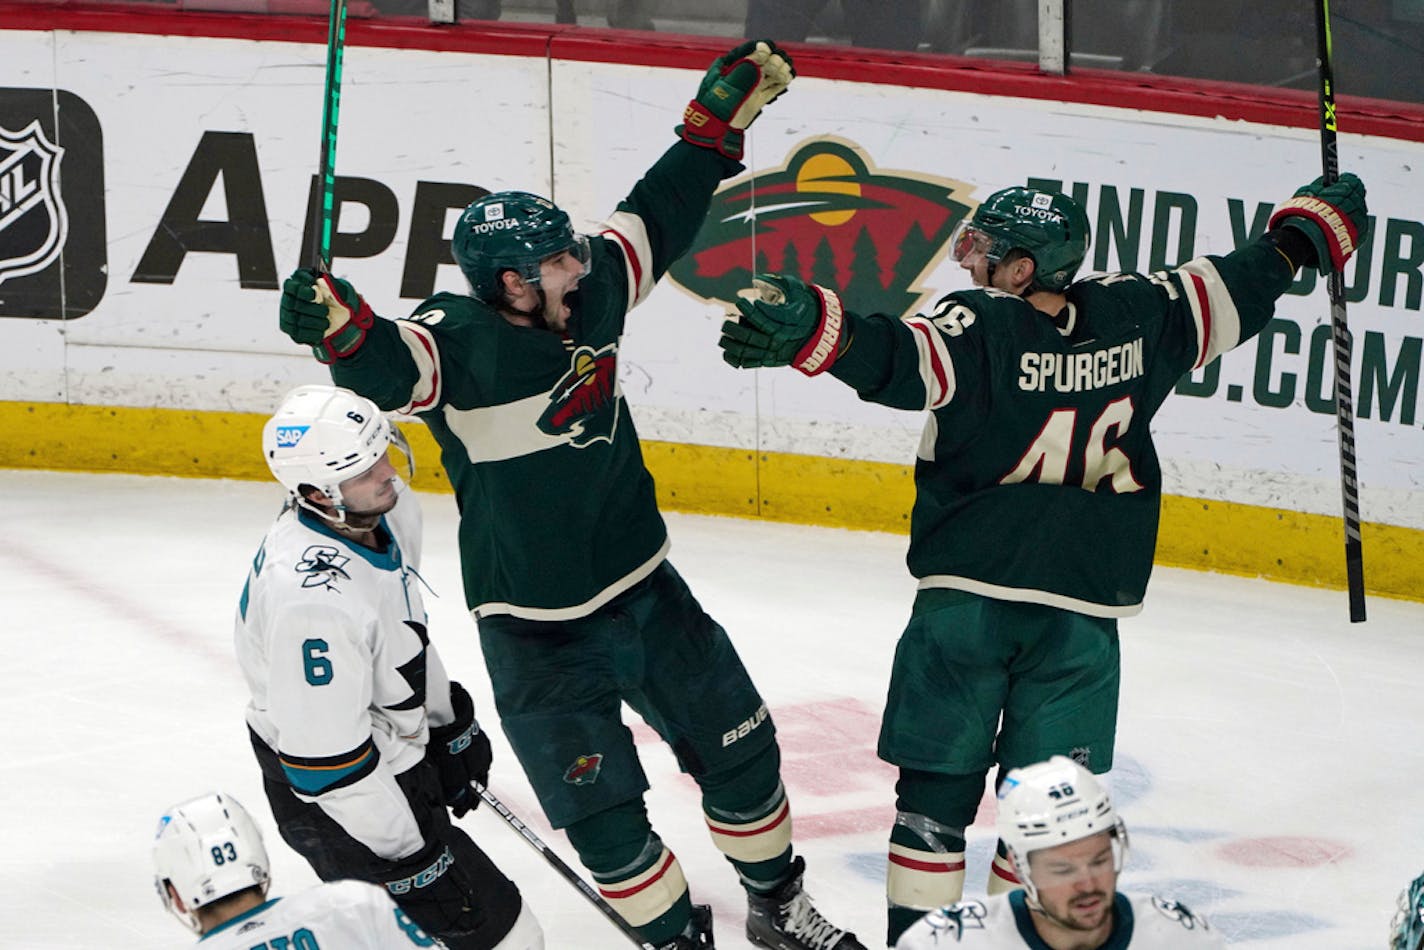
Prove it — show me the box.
[745,857,865,950]
[656,903,714,949]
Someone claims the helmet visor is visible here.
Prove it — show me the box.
[950,221,1004,264]
[387,424,415,484]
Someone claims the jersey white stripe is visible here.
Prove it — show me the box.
[1175,257,1242,370]
[601,210,655,310]
[472,539,669,621]
[394,320,442,413]
[902,316,957,410]
[916,574,1145,618]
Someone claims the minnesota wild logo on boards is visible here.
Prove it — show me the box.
[537,343,620,448]
[668,137,975,318]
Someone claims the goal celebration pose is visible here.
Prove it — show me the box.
[278,40,864,950]
[718,172,1368,943]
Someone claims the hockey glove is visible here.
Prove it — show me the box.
[279,267,375,364]
[1267,172,1369,275]
[678,40,794,161]
[427,681,492,819]
[720,273,847,376]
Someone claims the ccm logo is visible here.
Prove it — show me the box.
[721,704,769,747]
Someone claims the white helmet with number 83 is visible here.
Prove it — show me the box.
[152,792,271,932]
[262,384,413,514]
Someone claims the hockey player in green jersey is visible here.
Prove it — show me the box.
[277,40,865,950]
[717,173,1368,944]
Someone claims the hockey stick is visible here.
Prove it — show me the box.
[471,783,655,950]
[1314,0,1366,622]
[302,0,349,273]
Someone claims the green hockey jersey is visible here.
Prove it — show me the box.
[329,141,739,620]
[829,239,1297,616]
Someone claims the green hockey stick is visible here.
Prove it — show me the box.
[303,0,349,273]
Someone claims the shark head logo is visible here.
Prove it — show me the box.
[537,344,620,448]
[0,119,68,286]
[669,137,974,318]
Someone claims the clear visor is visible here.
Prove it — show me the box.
[386,424,415,484]
[537,234,593,283]
[950,220,998,263]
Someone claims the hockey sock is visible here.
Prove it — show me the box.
[698,745,794,891]
[886,768,984,946]
[565,799,692,945]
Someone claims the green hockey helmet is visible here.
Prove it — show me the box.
[951,187,1090,292]
[453,191,591,302]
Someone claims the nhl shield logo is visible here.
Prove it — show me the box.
[669,137,974,318]
[0,119,68,286]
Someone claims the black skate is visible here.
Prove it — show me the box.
[745,857,865,950]
[655,903,714,949]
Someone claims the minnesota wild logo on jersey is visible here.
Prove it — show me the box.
[537,343,620,447]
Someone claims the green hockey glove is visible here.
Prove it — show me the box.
[678,39,794,160]
[719,273,846,376]
[279,268,375,364]
[1267,172,1368,275]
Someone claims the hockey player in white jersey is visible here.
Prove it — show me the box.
[895,756,1223,948]
[236,385,541,950]
[153,790,440,948]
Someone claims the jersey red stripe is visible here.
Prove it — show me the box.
[906,319,949,401]
[601,228,644,303]
[1188,271,1213,370]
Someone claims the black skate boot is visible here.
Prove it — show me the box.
[655,904,714,949]
[745,857,865,950]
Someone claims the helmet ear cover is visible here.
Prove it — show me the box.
[453,191,591,303]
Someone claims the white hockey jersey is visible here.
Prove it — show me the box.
[895,891,1225,948]
[198,879,438,948]
[235,488,455,863]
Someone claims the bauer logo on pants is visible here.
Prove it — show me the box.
[0,88,106,319]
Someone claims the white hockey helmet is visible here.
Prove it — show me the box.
[262,384,412,514]
[152,792,271,932]
[997,755,1128,904]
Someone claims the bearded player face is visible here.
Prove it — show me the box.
[1025,831,1118,939]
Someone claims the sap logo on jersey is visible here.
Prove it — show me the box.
[722,704,769,747]
[274,425,309,447]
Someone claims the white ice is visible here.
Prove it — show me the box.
[1,469,1420,949]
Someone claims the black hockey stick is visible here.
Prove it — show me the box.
[1314,0,1366,622]
[302,0,349,273]
[471,782,656,949]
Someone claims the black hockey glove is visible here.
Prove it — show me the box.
[678,40,794,160]
[720,273,847,376]
[1267,172,1369,275]
[428,681,491,819]
[380,839,478,938]
[279,267,374,364]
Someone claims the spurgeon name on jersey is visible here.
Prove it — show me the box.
[828,244,1292,617]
